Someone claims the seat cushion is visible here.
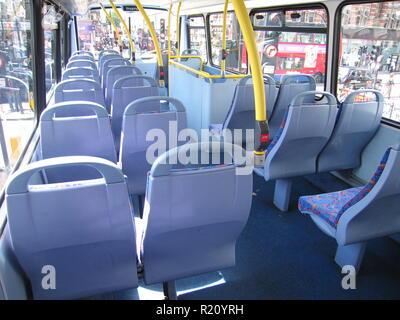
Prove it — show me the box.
[298,187,363,228]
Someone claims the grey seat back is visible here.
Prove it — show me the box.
[40,102,117,182]
[317,90,384,172]
[66,60,97,71]
[120,97,187,195]
[72,50,94,58]
[223,75,278,147]
[111,75,159,151]
[104,66,142,112]
[69,55,94,63]
[54,79,105,106]
[264,91,338,181]
[141,142,253,285]
[99,49,120,61]
[269,75,316,137]
[99,54,122,78]
[336,145,400,245]
[62,67,99,82]
[101,58,131,88]
[6,156,138,300]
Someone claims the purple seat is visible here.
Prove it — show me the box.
[54,79,105,106]
[101,58,131,89]
[6,156,138,300]
[40,102,117,182]
[111,75,159,152]
[62,67,99,82]
[104,66,142,113]
[299,145,400,271]
[140,142,253,297]
[120,96,187,195]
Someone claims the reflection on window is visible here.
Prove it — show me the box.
[338,1,400,123]
[0,0,36,191]
[188,16,207,63]
[77,8,170,60]
[209,12,247,73]
[252,8,327,89]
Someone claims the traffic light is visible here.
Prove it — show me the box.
[160,19,165,35]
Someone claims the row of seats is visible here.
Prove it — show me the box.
[4,50,253,300]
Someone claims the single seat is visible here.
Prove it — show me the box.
[120,96,187,196]
[6,156,138,300]
[72,50,94,58]
[317,90,384,173]
[99,54,122,79]
[69,55,94,63]
[256,91,338,211]
[210,75,278,149]
[40,102,117,182]
[101,58,131,88]
[54,79,105,106]
[66,60,98,71]
[111,75,159,151]
[62,67,99,82]
[299,145,400,272]
[104,66,142,112]
[140,142,253,298]
[268,75,316,138]
[179,49,203,70]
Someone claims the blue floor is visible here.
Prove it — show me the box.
[101,173,400,300]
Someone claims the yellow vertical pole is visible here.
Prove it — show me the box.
[133,0,165,87]
[221,0,229,76]
[167,0,173,60]
[231,0,268,164]
[100,4,122,53]
[109,1,136,62]
[176,0,182,57]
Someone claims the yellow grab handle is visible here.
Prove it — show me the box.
[133,0,165,87]
[100,4,122,52]
[109,1,136,62]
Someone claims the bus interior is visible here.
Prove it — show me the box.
[0,0,399,301]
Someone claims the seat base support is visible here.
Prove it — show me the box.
[273,179,293,212]
[163,281,177,300]
[335,242,367,272]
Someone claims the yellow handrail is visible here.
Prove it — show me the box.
[170,55,204,69]
[100,4,122,53]
[109,1,136,62]
[221,0,229,76]
[167,0,173,61]
[231,0,268,162]
[176,0,183,57]
[170,60,247,81]
[133,0,165,87]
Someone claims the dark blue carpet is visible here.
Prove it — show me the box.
[100,173,400,300]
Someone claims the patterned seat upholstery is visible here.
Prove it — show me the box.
[299,147,390,228]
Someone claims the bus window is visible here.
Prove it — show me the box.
[338,1,400,123]
[187,16,207,63]
[209,12,247,73]
[252,8,328,89]
[42,3,57,95]
[77,7,169,60]
[0,0,36,191]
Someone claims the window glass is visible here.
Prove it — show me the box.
[252,8,328,89]
[338,1,400,123]
[209,12,247,73]
[188,16,207,63]
[0,0,36,191]
[42,3,57,95]
[77,8,170,60]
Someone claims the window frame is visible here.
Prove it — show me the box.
[186,14,208,64]
[249,3,329,88]
[333,0,400,128]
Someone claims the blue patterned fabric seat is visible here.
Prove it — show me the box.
[299,148,390,228]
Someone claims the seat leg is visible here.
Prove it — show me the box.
[273,179,292,212]
[163,281,177,300]
[335,242,367,272]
